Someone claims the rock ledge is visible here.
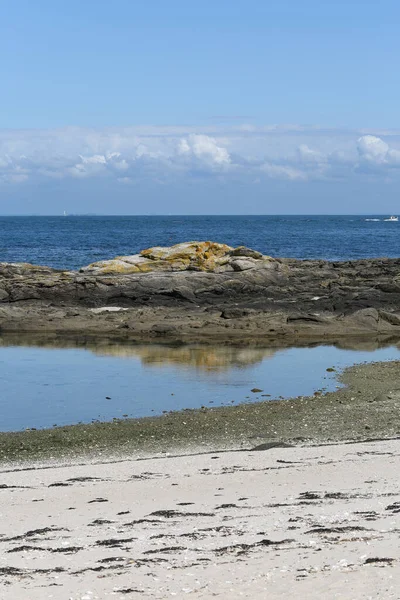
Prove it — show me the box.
[2,241,400,342]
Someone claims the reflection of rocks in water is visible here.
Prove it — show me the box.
[2,333,400,371]
[0,335,275,371]
[94,345,277,371]
[334,338,400,352]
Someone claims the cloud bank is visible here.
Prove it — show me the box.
[1,125,400,186]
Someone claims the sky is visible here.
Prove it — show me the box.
[1,0,400,215]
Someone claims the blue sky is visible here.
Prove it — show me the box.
[1,0,400,214]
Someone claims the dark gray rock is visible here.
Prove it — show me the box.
[3,255,400,339]
[379,311,400,326]
[231,259,257,272]
[221,308,253,319]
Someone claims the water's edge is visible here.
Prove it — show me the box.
[1,354,399,465]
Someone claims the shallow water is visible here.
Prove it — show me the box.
[1,339,400,431]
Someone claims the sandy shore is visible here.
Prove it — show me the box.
[0,438,399,599]
[1,358,400,598]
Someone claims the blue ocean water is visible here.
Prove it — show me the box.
[0,215,399,270]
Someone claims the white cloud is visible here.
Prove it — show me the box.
[261,163,308,181]
[297,144,325,164]
[177,134,231,166]
[356,135,400,173]
[357,135,389,163]
[113,159,129,171]
[81,154,107,165]
[1,125,400,186]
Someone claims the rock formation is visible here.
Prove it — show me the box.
[2,241,400,341]
[80,241,271,274]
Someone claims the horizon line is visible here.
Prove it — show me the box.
[0,213,397,218]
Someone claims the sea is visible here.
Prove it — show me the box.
[0,214,399,269]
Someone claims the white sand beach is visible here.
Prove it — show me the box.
[0,438,399,599]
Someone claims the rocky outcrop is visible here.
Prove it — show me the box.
[2,242,400,341]
[80,241,273,274]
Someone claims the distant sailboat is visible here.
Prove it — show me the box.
[63,210,68,217]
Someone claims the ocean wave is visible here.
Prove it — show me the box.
[365,218,380,221]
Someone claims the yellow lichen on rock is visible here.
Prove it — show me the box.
[140,241,233,271]
[80,241,271,274]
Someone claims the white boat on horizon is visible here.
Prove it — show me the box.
[384,215,398,222]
